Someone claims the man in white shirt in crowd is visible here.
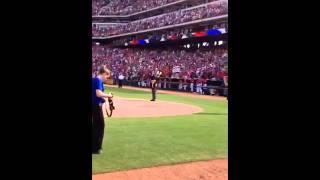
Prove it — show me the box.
[196,78,202,94]
[182,76,188,91]
[190,78,194,92]
[118,73,125,88]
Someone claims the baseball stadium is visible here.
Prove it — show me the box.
[92,0,228,179]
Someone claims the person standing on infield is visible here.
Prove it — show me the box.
[150,75,157,101]
[92,66,113,154]
[150,70,162,101]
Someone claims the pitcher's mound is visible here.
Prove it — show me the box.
[103,98,202,118]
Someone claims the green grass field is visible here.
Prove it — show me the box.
[92,87,228,174]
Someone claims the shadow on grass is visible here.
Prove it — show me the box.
[195,112,228,116]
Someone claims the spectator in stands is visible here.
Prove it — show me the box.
[189,78,194,92]
[209,75,217,95]
[178,79,183,90]
[163,78,167,89]
[196,78,202,94]
[223,72,228,98]
[118,73,125,88]
[182,76,188,91]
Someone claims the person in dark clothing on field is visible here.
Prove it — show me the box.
[92,66,113,154]
[150,75,157,101]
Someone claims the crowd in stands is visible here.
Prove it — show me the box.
[97,0,180,16]
[92,0,110,16]
[93,0,219,16]
[92,45,228,94]
[92,0,228,37]
[92,25,100,37]
[109,22,228,46]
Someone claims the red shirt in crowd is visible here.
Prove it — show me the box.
[217,71,226,79]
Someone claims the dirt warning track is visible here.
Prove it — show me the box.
[103,97,203,118]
